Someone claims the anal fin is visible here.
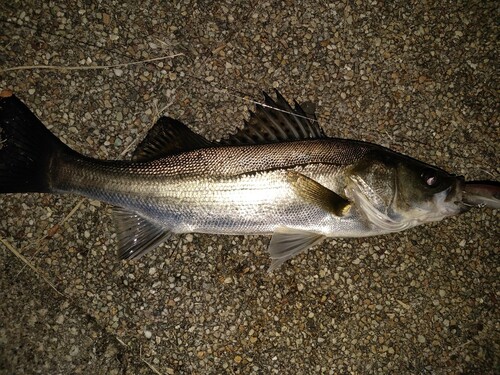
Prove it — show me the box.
[267,227,325,272]
[112,207,172,260]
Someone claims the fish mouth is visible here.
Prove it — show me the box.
[445,176,464,200]
[444,176,469,213]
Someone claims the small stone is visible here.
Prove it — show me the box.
[418,335,426,343]
[344,70,354,80]
[69,346,80,356]
[144,330,152,339]
[102,13,111,25]
[234,355,242,363]
[89,200,101,207]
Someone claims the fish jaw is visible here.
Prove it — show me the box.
[426,177,467,220]
[400,178,466,225]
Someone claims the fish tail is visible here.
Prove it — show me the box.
[0,92,72,193]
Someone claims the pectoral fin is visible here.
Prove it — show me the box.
[267,227,325,272]
[286,171,351,216]
[112,208,172,260]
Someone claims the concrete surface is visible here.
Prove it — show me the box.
[0,1,498,374]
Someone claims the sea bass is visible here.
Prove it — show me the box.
[0,91,496,270]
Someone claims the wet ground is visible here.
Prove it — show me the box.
[1,1,498,374]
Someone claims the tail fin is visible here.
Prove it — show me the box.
[0,93,70,193]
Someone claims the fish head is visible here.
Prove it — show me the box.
[347,151,466,232]
[394,158,466,221]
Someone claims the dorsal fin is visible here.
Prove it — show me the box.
[132,117,213,161]
[220,90,325,145]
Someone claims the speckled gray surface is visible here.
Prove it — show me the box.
[0,1,498,374]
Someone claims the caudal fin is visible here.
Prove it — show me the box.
[0,92,70,193]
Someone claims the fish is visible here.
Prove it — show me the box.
[0,90,496,271]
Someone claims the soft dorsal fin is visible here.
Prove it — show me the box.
[220,90,325,145]
[132,117,213,161]
[112,207,172,260]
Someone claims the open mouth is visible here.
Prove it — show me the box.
[440,177,469,214]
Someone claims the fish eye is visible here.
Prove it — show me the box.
[421,169,439,188]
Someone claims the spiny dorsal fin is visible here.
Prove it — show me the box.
[220,90,325,145]
[113,207,172,259]
[132,117,213,162]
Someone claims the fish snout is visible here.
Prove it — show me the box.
[441,176,470,213]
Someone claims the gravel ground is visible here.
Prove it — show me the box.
[1,1,498,374]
